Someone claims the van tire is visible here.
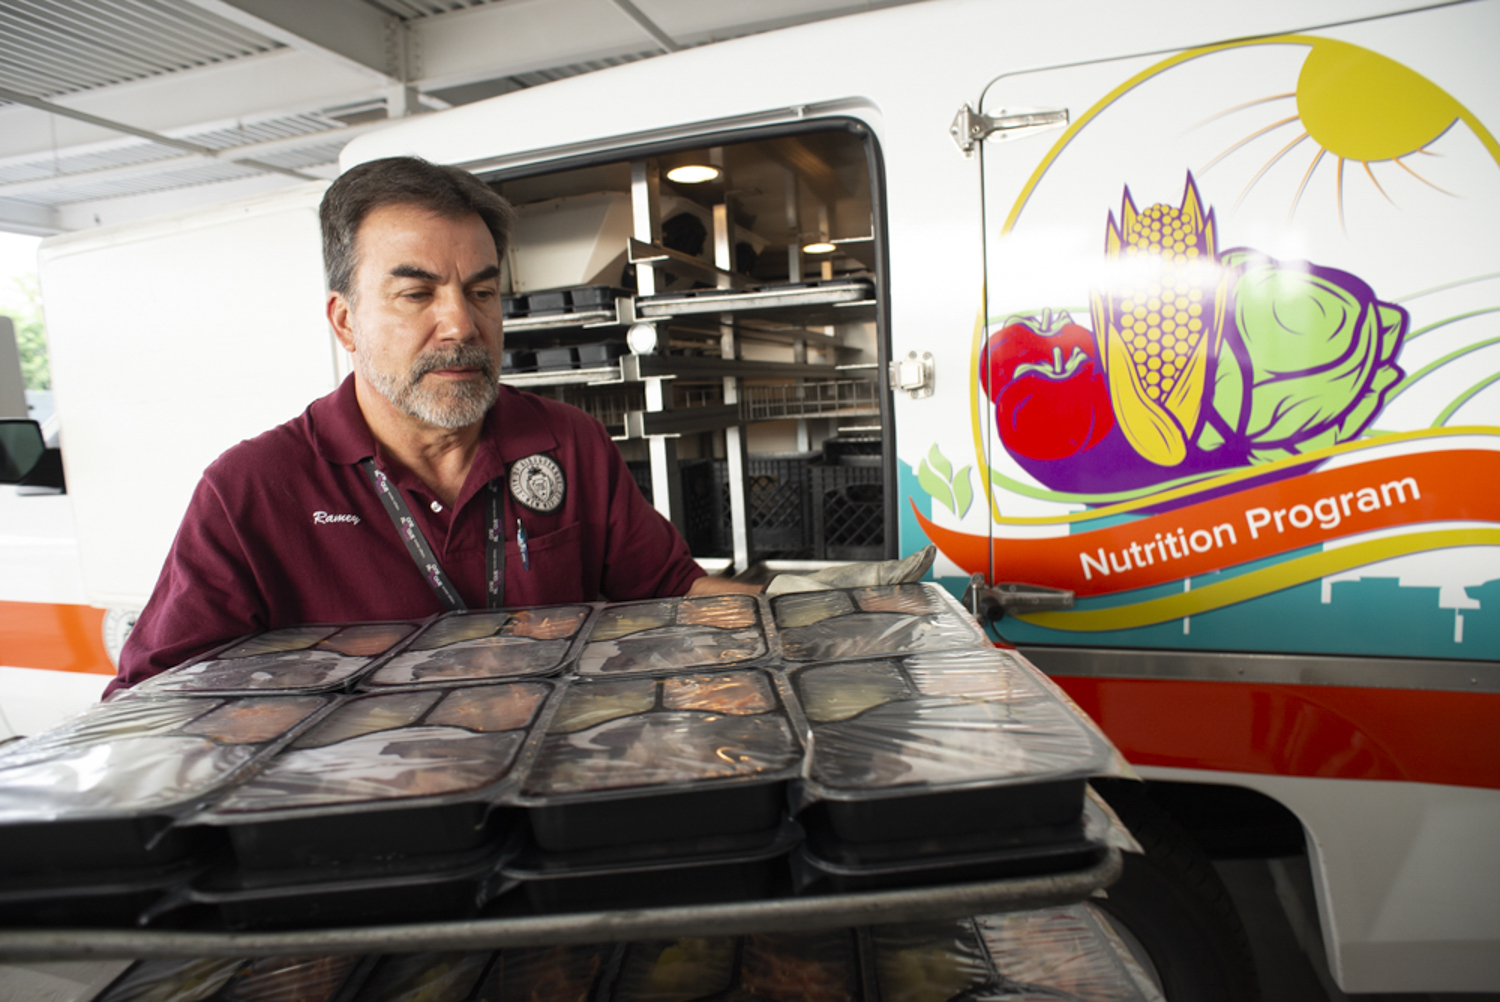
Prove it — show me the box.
[1092,781,1261,1002]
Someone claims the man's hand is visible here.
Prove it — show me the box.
[686,574,764,597]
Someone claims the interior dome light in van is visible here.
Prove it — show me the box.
[665,164,721,184]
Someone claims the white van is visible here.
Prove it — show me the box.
[8,0,1497,994]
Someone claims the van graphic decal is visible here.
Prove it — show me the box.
[921,33,1500,658]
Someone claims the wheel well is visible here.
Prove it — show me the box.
[1095,778,1306,859]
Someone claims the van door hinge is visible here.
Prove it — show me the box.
[889,351,934,399]
[951,104,1069,155]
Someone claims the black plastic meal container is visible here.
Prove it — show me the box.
[0,858,199,927]
[360,607,591,689]
[811,778,1088,844]
[770,584,990,664]
[518,668,802,852]
[505,820,799,913]
[525,781,786,854]
[195,682,555,870]
[125,620,425,697]
[575,593,769,677]
[0,815,216,877]
[180,844,512,930]
[0,693,333,876]
[220,800,508,871]
[793,822,1106,894]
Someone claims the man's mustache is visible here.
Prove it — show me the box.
[410,343,496,383]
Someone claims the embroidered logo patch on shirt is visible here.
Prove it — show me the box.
[313,511,361,525]
[509,454,565,513]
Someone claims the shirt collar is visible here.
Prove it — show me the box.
[311,375,560,484]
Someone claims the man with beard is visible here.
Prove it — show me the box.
[111,157,751,692]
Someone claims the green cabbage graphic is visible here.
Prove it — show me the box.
[1198,250,1409,463]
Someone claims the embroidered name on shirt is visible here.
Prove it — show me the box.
[313,511,361,525]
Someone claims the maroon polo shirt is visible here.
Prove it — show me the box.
[111,376,703,694]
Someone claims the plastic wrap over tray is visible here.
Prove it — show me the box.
[204,682,551,819]
[790,648,1123,806]
[976,904,1165,1002]
[127,622,423,696]
[866,918,997,1002]
[577,594,767,676]
[612,929,861,1002]
[0,694,328,824]
[94,958,246,1002]
[364,606,590,687]
[772,584,989,663]
[348,951,491,1002]
[521,670,800,798]
[472,943,611,1001]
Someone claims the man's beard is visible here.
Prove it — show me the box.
[357,341,499,430]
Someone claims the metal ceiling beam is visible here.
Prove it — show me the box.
[180,0,404,84]
[0,85,319,183]
[0,50,378,160]
[608,0,680,53]
[0,119,392,200]
[0,197,60,236]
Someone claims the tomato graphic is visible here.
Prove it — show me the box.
[979,310,1114,461]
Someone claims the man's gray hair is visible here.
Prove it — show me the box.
[320,156,516,298]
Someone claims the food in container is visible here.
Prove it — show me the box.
[544,678,656,734]
[523,671,797,796]
[366,606,589,686]
[349,952,490,1002]
[578,595,765,675]
[613,937,736,1002]
[210,683,549,813]
[472,944,609,1001]
[794,660,910,722]
[773,584,987,663]
[660,672,775,714]
[789,649,1120,844]
[739,930,860,1001]
[131,623,419,695]
[869,919,996,1002]
[976,904,1166,1001]
[216,955,361,1002]
[94,958,246,1002]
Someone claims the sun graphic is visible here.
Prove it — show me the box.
[1197,39,1467,228]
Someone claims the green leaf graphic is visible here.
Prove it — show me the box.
[927,444,953,482]
[917,459,955,513]
[954,466,973,518]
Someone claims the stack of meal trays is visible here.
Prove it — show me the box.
[165,606,594,930]
[0,620,424,928]
[86,904,1163,1001]
[769,584,1126,893]
[503,593,806,913]
[2,583,1132,933]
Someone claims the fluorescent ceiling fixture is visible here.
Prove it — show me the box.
[666,164,721,184]
[803,241,837,254]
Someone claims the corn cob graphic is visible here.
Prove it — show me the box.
[1090,175,1226,466]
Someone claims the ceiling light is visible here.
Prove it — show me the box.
[666,164,721,184]
[803,241,837,254]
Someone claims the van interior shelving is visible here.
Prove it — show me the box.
[481,124,891,571]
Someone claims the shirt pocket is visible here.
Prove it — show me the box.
[508,520,587,604]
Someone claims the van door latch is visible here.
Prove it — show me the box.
[889,351,934,398]
[951,105,1069,154]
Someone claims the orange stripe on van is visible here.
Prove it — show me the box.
[1055,675,1500,791]
[0,601,114,675]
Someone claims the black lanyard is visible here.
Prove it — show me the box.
[361,459,506,611]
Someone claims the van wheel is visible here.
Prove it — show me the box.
[1092,781,1261,1002]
